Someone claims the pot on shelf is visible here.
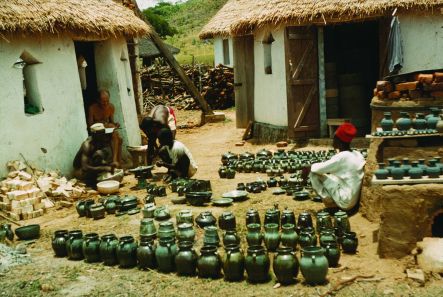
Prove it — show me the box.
[396,111,412,131]
[374,163,389,180]
[380,112,394,131]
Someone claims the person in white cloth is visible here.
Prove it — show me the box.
[156,128,197,181]
[309,122,366,210]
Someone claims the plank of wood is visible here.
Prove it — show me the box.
[242,121,254,140]
[371,175,443,185]
[366,133,443,139]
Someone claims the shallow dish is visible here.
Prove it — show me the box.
[212,198,234,207]
[15,224,40,240]
[294,191,310,201]
[185,192,212,206]
[272,189,286,195]
[312,196,322,203]
[222,190,248,201]
[97,180,120,195]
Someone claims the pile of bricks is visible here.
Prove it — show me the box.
[375,72,443,100]
[0,171,46,220]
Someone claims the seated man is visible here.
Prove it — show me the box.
[73,123,117,187]
[156,128,197,181]
[140,105,177,165]
[309,123,366,211]
[88,89,122,166]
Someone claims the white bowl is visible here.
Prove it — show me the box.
[97,180,120,195]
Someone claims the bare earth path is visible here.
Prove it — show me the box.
[1,110,442,297]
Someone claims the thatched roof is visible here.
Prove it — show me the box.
[139,38,180,58]
[200,0,443,39]
[0,0,152,38]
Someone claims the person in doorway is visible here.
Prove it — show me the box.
[156,128,197,181]
[139,105,177,165]
[73,123,117,187]
[309,122,366,211]
[88,89,122,166]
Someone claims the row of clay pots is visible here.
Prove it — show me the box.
[375,157,443,180]
[380,109,443,132]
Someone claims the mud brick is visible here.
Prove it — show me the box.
[431,91,443,98]
[434,72,443,82]
[37,209,44,216]
[22,204,33,213]
[11,200,20,209]
[414,74,434,84]
[26,188,40,198]
[22,212,29,220]
[11,207,22,215]
[9,212,20,221]
[376,81,393,92]
[388,91,401,99]
[409,90,422,99]
[18,171,32,181]
[0,202,7,210]
[34,202,45,210]
[430,82,443,91]
[17,181,33,191]
[6,180,21,190]
[377,91,387,99]
[396,81,419,91]
[60,201,73,208]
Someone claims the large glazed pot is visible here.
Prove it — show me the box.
[246,223,263,246]
[380,112,394,131]
[117,236,138,268]
[427,108,441,129]
[137,238,156,270]
[334,211,351,233]
[66,230,84,261]
[177,223,195,243]
[297,211,313,232]
[396,111,412,131]
[203,226,220,247]
[281,224,298,249]
[427,159,441,178]
[176,209,194,225]
[409,161,424,179]
[436,115,443,133]
[223,230,240,246]
[316,211,333,233]
[83,199,95,218]
[140,218,157,239]
[99,234,119,266]
[413,113,427,130]
[195,211,216,228]
[52,230,68,257]
[319,229,337,247]
[218,211,236,231]
[298,227,317,249]
[391,161,405,180]
[264,205,280,227]
[75,200,87,217]
[82,233,101,263]
[300,246,328,285]
[264,223,280,252]
[374,163,389,180]
[273,247,299,285]
[223,244,245,282]
[342,232,358,254]
[175,241,198,276]
[197,245,222,279]
[323,240,341,267]
[155,237,178,273]
[281,209,296,226]
[90,203,106,220]
[157,221,176,240]
[245,209,261,226]
[245,245,270,283]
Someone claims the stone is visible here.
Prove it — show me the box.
[406,268,425,285]
[204,112,226,123]
[416,237,443,273]
[396,81,419,91]
[15,244,27,254]
[235,141,245,147]
[276,141,288,148]
[60,201,73,208]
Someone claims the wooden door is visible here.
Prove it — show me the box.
[286,26,320,138]
[233,35,255,128]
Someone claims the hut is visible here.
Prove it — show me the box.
[139,38,180,66]
[0,0,151,177]
[200,0,443,139]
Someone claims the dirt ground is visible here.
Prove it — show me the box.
[1,109,443,297]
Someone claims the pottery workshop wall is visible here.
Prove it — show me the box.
[214,37,234,67]
[399,14,443,74]
[94,38,141,157]
[0,35,88,177]
[253,28,288,127]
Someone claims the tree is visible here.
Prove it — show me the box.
[143,9,178,37]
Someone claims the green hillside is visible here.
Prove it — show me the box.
[143,0,228,65]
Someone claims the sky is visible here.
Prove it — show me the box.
[136,0,185,10]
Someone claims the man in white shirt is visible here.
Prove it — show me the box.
[310,123,366,210]
[156,128,198,181]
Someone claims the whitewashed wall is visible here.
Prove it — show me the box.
[95,38,141,155]
[0,35,88,177]
[214,37,234,67]
[253,28,288,126]
[399,14,443,73]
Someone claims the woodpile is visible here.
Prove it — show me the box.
[0,160,86,221]
[141,63,235,111]
[375,71,443,100]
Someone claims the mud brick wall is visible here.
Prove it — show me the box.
[378,184,443,258]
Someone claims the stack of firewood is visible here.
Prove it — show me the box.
[141,63,235,111]
[375,72,443,100]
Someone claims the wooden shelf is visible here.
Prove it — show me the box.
[371,175,443,185]
[366,133,443,139]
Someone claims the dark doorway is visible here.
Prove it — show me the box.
[432,213,443,237]
[324,22,380,136]
[74,42,98,121]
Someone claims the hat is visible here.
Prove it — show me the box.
[90,123,114,134]
[335,122,357,143]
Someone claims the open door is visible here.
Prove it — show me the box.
[286,26,320,138]
[233,35,255,128]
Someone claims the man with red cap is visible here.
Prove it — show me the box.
[310,122,366,210]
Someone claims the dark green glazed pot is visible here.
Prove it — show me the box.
[281,224,298,250]
[273,247,299,285]
[117,236,138,268]
[175,241,198,276]
[140,218,157,239]
[52,230,68,257]
[300,246,328,285]
[316,211,333,233]
[409,161,423,179]
[99,234,119,266]
[264,223,280,252]
[334,211,351,233]
[342,232,358,254]
[223,230,240,246]
[137,238,157,270]
[66,230,84,261]
[245,208,261,226]
[155,237,178,273]
[427,159,441,178]
[246,223,263,246]
[374,163,389,180]
[177,223,195,243]
[82,233,101,263]
[319,229,337,247]
[223,244,245,282]
[323,240,341,267]
[245,245,270,283]
[197,245,222,279]
[391,161,405,180]
[299,227,317,249]
[203,226,220,247]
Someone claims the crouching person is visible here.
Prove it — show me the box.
[73,123,117,187]
[156,128,197,181]
[309,122,366,211]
